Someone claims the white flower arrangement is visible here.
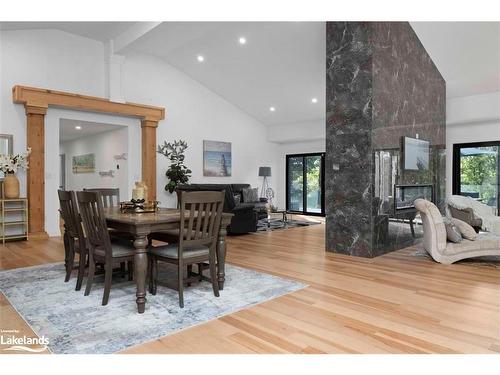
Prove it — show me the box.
[0,148,32,174]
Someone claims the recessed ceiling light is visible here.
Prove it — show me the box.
[311,98,318,103]
[75,126,82,130]
[197,55,205,62]
[269,106,276,112]
[238,37,247,45]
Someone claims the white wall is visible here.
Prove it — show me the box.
[267,120,325,144]
[446,91,500,198]
[123,53,277,208]
[60,127,129,194]
[0,29,106,197]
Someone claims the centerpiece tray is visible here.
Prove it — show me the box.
[119,200,159,214]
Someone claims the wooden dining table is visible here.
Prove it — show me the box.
[103,207,233,313]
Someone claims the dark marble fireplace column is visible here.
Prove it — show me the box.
[325,22,446,258]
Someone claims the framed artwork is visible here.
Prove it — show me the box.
[203,140,231,177]
[72,153,95,173]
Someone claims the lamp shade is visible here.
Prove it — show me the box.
[258,166,271,177]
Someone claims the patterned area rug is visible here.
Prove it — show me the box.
[410,248,500,268]
[256,218,321,231]
[0,262,306,354]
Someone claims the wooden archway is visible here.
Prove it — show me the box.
[12,85,165,239]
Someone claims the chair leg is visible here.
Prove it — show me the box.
[198,263,204,281]
[75,251,86,291]
[127,261,134,281]
[151,259,158,295]
[187,264,193,286]
[102,264,113,306]
[120,262,126,278]
[65,239,75,282]
[148,257,154,294]
[209,249,220,297]
[178,262,184,308]
[84,258,95,296]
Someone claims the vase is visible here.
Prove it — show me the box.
[3,172,20,199]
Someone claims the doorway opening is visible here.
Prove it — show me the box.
[59,119,129,200]
[286,152,325,216]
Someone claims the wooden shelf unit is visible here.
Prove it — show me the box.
[1,198,29,244]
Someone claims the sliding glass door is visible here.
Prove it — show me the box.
[453,141,500,215]
[286,153,325,216]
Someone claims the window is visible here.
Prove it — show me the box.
[453,141,500,215]
[286,153,325,216]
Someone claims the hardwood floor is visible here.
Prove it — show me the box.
[1,224,499,354]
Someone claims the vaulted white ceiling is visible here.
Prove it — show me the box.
[0,22,135,42]
[410,22,500,98]
[2,21,500,126]
[121,22,326,126]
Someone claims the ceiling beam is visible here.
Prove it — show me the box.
[13,85,165,121]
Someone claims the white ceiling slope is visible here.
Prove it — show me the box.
[59,119,125,142]
[411,22,500,98]
[0,22,136,42]
[121,22,326,126]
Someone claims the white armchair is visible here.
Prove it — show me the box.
[414,199,500,264]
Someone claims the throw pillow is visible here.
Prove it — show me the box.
[242,187,259,203]
[233,194,241,205]
[442,217,463,243]
[450,217,478,241]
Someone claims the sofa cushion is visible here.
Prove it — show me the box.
[451,218,478,240]
[242,187,259,203]
[444,232,500,255]
[443,217,463,243]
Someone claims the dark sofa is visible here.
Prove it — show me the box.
[176,183,267,234]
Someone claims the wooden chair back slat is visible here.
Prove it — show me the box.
[194,202,204,239]
[83,188,120,208]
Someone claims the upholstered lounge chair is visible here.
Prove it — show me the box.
[414,198,500,265]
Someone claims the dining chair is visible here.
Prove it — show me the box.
[148,190,225,308]
[76,190,136,306]
[83,187,134,274]
[58,190,87,290]
[83,188,120,207]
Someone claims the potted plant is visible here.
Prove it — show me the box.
[157,140,192,193]
[0,148,31,198]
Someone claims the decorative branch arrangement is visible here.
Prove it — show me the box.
[157,140,192,193]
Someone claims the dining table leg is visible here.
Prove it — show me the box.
[216,218,231,290]
[133,234,149,313]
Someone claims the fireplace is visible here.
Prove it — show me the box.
[394,184,434,212]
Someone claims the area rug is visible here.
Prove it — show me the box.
[256,218,321,231]
[0,262,306,354]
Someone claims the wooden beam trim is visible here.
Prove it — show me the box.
[13,85,165,121]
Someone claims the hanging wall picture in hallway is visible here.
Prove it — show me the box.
[203,140,232,177]
[72,153,95,173]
